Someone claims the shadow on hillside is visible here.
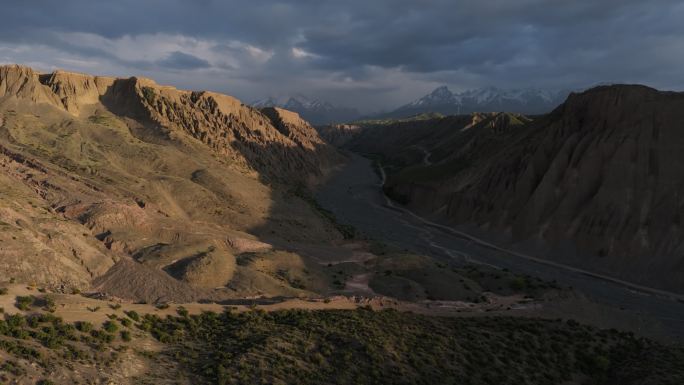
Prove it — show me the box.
[234,135,346,246]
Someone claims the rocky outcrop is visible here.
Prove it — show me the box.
[138,88,338,184]
[0,65,119,115]
[39,70,114,115]
[0,65,62,106]
[316,124,363,147]
[0,64,338,184]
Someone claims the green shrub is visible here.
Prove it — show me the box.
[75,321,93,333]
[91,329,115,344]
[125,310,140,321]
[5,313,26,329]
[121,330,132,342]
[509,277,527,291]
[0,360,25,376]
[176,306,189,317]
[103,321,119,334]
[15,296,34,311]
[42,295,56,312]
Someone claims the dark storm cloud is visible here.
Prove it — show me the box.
[0,0,682,111]
[157,51,211,70]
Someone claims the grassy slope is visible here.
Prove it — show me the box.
[1,287,682,384]
[147,309,684,385]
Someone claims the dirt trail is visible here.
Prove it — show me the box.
[0,283,671,340]
[0,283,548,324]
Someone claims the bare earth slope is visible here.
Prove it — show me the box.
[0,64,342,300]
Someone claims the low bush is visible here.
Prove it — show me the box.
[120,330,132,342]
[140,309,684,385]
[103,321,119,334]
[75,321,93,333]
[15,296,34,311]
[125,310,140,322]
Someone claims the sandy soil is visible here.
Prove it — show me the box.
[1,282,667,344]
[0,283,539,323]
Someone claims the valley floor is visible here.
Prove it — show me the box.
[316,152,684,342]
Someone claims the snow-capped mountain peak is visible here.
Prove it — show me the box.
[251,96,281,108]
[428,85,453,98]
[250,95,360,125]
[408,86,455,106]
[392,85,568,117]
[284,96,335,111]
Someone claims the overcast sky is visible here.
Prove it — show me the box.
[1,0,683,112]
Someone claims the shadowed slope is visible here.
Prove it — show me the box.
[328,86,684,292]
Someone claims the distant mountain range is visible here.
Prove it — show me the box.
[251,96,360,125]
[378,86,570,118]
[253,86,570,125]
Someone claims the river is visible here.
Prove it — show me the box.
[316,153,684,340]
